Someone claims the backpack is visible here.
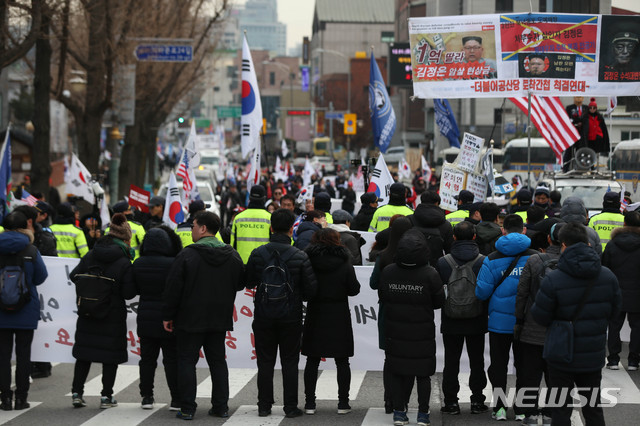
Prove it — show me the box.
[442,253,484,319]
[409,217,445,267]
[74,266,115,319]
[539,254,559,282]
[0,251,30,313]
[254,247,296,319]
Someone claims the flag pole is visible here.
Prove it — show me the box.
[608,111,613,171]
[527,91,532,188]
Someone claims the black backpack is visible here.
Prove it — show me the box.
[254,247,296,319]
[74,265,115,319]
[0,250,31,313]
[411,223,445,267]
[442,253,485,319]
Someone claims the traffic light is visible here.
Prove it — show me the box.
[177,117,185,124]
[344,113,356,135]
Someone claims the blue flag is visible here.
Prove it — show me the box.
[0,131,11,219]
[434,99,460,148]
[369,53,396,153]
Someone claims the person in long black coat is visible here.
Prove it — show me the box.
[379,229,445,425]
[69,213,137,408]
[129,226,183,410]
[302,229,360,415]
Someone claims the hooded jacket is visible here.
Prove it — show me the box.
[531,242,621,372]
[70,236,136,364]
[294,221,321,251]
[475,232,536,334]
[163,238,244,332]
[475,221,503,255]
[602,226,640,312]
[0,230,48,330]
[131,228,178,338]
[560,197,602,255]
[328,223,364,265]
[436,239,487,335]
[302,244,360,358]
[379,230,445,377]
[409,203,454,255]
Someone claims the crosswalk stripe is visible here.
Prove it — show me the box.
[314,369,366,400]
[196,368,256,399]
[224,405,285,425]
[79,402,166,425]
[65,365,140,397]
[0,402,41,424]
[601,365,640,404]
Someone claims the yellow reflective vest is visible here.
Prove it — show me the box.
[231,208,271,263]
[106,220,145,260]
[589,211,624,249]
[445,209,469,227]
[50,223,89,258]
[369,204,413,232]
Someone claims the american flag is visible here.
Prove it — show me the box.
[176,149,193,192]
[21,189,37,206]
[509,96,580,163]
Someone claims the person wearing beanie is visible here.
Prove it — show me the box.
[69,212,137,409]
[588,192,625,250]
[313,192,334,224]
[559,196,602,255]
[231,185,272,263]
[351,192,380,232]
[106,202,146,260]
[369,183,413,232]
[50,202,89,258]
[445,190,475,227]
[581,98,610,154]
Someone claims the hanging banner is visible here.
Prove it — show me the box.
[409,13,640,98]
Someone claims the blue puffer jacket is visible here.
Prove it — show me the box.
[531,242,621,372]
[475,232,535,334]
[0,231,48,330]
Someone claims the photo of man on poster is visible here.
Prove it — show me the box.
[461,36,498,79]
[599,15,640,82]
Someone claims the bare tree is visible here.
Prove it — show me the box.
[0,0,42,68]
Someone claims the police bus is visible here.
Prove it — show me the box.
[501,137,558,184]
[612,139,640,199]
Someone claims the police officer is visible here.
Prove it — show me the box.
[589,192,625,250]
[511,189,532,221]
[445,190,474,227]
[106,201,146,260]
[49,202,88,258]
[231,185,271,263]
[369,183,413,232]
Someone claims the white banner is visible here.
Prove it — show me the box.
[457,132,484,173]
[409,13,640,98]
[439,164,466,211]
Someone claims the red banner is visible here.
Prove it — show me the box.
[128,184,150,213]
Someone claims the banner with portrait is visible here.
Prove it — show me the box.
[409,13,640,98]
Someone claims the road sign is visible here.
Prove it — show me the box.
[134,44,193,62]
[344,113,357,135]
[326,112,344,119]
[216,106,242,118]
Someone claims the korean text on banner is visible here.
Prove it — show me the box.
[128,185,150,213]
[439,164,466,211]
[457,132,484,173]
[408,13,640,98]
[466,172,488,202]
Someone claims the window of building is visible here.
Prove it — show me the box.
[621,131,640,141]
[496,0,513,12]
[269,72,275,86]
[539,0,599,13]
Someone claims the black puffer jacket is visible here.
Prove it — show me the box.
[531,242,621,372]
[409,203,454,257]
[379,230,445,377]
[602,226,640,313]
[475,221,502,255]
[245,233,318,322]
[294,221,321,250]
[302,244,360,358]
[515,245,561,345]
[351,204,377,232]
[70,236,136,364]
[163,239,244,332]
[131,228,178,338]
[436,240,487,335]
